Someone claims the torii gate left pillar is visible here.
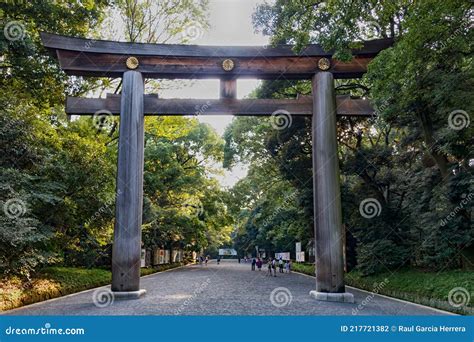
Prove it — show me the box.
[111,70,146,298]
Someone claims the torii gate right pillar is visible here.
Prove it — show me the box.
[310,72,354,303]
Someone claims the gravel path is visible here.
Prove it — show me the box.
[3,260,451,316]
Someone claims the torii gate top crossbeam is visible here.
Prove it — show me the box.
[40,32,392,80]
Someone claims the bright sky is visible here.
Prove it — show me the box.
[159,0,269,187]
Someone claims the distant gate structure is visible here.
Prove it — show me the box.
[41,32,391,302]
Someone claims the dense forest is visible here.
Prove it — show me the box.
[0,0,472,286]
[228,0,473,275]
[0,0,233,279]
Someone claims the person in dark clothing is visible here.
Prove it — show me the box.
[256,257,262,271]
[251,258,256,270]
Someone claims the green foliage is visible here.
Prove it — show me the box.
[0,267,110,311]
[225,114,313,257]
[0,0,108,105]
[227,0,473,275]
[0,264,184,311]
[346,269,473,315]
[142,117,232,252]
[291,263,473,315]
[112,0,210,43]
[0,1,227,278]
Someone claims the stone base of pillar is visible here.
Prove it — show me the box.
[309,290,354,303]
[112,289,147,300]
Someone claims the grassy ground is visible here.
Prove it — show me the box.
[0,263,185,312]
[291,263,473,315]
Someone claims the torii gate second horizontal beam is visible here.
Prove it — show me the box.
[66,94,374,117]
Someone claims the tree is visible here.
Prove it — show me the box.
[141,116,232,254]
[225,0,474,274]
[0,0,111,276]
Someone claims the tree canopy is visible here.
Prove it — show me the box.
[0,0,230,277]
[227,0,473,274]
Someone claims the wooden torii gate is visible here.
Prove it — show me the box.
[41,32,391,302]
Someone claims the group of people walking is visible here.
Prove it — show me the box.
[249,256,291,277]
[197,255,209,266]
[203,255,292,276]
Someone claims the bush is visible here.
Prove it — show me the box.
[1,263,186,311]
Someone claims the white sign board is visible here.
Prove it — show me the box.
[296,242,301,253]
[219,248,237,256]
[172,249,183,262]
[296,251,305,262]
[157,249,165,264]
[140,249,146,267]
[275,252,290,261]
